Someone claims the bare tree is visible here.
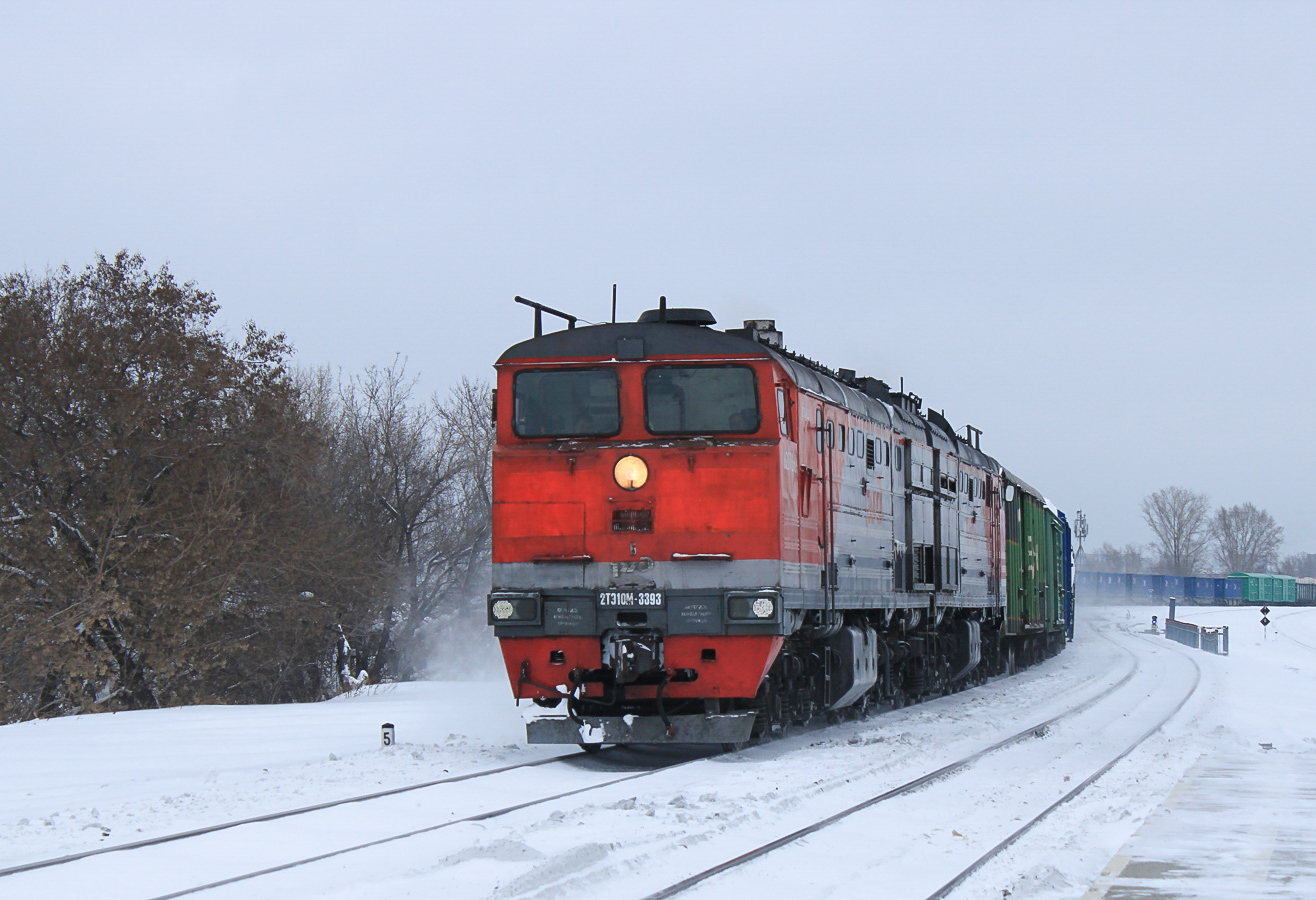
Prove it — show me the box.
[1212,503,1283,574]
[1084,542,1148,574]
[318,362,493,682]
[413,377,494,657]
[1141,487,1212,576]
[1279,552,1316,578]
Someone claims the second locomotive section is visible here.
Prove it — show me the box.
[489,308,1070,745]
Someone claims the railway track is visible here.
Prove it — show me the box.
[6,627,1135,900]
[181,634,1133,900]
[922,631,1200,900]
[143,754,710,900]
[639,627,1197,900]
[0,745,712,900]
[1279,630,1316,652]
[0,750,593,878]
[1273,607,1316,651]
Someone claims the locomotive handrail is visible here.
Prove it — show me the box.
[671,552,734,561]
[514,295,581,337]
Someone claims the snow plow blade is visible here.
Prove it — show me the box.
[526,711,756,745]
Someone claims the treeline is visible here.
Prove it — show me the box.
[1083,485,1313,576]
[0,253,491,723]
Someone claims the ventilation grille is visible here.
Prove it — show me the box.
[612,509,653,532]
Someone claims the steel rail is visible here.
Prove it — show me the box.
[1279,631,1316,652]
[639,633,1141,900]
[143,752,713,900]
[11,626,1125,898]
[4,658,1030,887]
[0,750,591,878]
[1272,608,1316,651]
[923,635,1202,900]
[133,646,1120,899]
[147,643,1125,900]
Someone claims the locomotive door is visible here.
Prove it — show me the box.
[877,430,896,595]
[819,408,838,616]
[986,476,1002,598]
[797,403,823,603]
[940,455,960,593]
[826,416,838,614]
[892,438,909,591]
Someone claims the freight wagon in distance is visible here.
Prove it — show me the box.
[1076,570,1308,606]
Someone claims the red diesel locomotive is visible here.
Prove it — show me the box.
[489,300,1071,748]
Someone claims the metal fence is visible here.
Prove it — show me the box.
[1166,618,1229,655]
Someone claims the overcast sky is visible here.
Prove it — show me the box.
[3,2,1314,557]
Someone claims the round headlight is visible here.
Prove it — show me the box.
[614,455,649,491]
[752,597,774,618]
[492,599,515,620]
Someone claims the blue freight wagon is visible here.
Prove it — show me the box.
[1218,578,1241,603]
[1131,574,1158,601]
[1098,572,1131,600]
[1076,569,1101,598]
[1060,511,1075,640]
[1155,575,1186,599]
[1077,571,1252,604]
[1074,570,1316,605]
[1183,576,1214,603]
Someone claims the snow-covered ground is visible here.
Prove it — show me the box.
[1,605,1311,899]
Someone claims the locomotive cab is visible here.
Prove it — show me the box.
[490,308,789,745]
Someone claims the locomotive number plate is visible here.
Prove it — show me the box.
[597,590,665,608]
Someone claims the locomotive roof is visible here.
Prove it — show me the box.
[1000,467,1049,504]
[497,318,1003,475]
[497,320,774,365]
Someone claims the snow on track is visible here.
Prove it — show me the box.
[3,751,593,878]
[614,625,1192,900]
[142,621,1139,900]
[0,682,560,869]
[951,605,1316,900]
[6,606,1313,900]
[4,744,713,900]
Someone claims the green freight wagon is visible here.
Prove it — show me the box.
[1002,470,1067,661]
[1227,572,1297,605]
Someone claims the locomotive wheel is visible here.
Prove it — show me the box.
[721,740,750,753]
[578,743,604,754]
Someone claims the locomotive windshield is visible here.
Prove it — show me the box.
[644,365,760,434]
[513,368,620,437]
